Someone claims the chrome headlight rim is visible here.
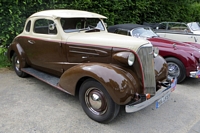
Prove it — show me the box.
[153,47,159,58]
[128,53,135,66]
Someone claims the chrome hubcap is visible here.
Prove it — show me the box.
[168,62,180,77]
[85,87,107,115]
[89,93,101,110]
[15,57,20,72]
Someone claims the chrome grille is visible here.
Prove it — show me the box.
[137,43,156,95]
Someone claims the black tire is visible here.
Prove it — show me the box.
[12,53,27,78]
[79,78,120,123]
[165,57,186,83]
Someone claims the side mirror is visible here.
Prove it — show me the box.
[184,29,188,33]
[49,23,55,30]
[104,23,107,28]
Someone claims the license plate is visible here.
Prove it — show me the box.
[155,91,171,109]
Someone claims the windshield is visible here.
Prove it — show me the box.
[131,27,158,38]
[60,18,105,33]
[188,22,200,31]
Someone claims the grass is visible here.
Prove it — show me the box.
[0,47,11,68]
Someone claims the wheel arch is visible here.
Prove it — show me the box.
[8,50,15,62]
[161,49,197,71]
[59,63,140,105]
[75,76,91,96]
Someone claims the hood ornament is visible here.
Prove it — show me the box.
[173,43,176,48]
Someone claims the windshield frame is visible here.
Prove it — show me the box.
[130,27,158,38]
[188,22,200,31]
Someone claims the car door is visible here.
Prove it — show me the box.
[159,22,200,43]
[22,18,67,76]
[158,32,200,43]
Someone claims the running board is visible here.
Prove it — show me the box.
[21,68,71,94]
[21,67,61,89]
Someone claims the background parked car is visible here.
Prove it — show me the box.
[143,22,200,43]
[108,24,200,83]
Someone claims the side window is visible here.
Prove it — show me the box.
[157,23,167,30]
[168,23,188,31]
[25,20,31,32]
[115,29,129,36]
[34,19,57,34]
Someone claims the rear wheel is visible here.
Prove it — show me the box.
[79,79,120,123]
[165,57,186,83]
[12,53,27,77]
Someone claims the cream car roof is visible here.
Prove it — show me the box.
[29,9,107,19]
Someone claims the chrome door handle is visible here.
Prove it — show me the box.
[194,37,198,42]
[28,40,35,44]
[82,56,88,59]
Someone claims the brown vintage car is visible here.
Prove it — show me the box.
[6,10,177,123]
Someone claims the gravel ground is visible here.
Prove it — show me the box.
[0,68,200,133]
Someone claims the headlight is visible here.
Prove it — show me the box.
[113,52,135,66]
[128,53,135,66]
[153,47,159,57]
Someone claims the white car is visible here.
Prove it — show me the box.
[147,22,200,43]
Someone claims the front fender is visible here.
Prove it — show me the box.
[59,63,141,105]
[159,47,198,75]
[154,55,168,82]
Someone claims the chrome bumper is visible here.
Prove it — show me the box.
[125,78,177,113]
[190,70,200,78]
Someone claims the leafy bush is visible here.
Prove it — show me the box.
[0,47,10,68]
[0,0,200,67]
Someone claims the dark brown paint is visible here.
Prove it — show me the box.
[8,35,168,105]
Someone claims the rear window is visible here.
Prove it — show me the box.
[25,20,31,32]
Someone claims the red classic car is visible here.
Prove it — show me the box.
[108,24,200,83]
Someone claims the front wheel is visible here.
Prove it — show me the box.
[79,79,120,123]
[165,57,186,83]
[12,53,27,78]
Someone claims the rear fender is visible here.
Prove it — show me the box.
[8,43,26,68]
[59,63,140,105]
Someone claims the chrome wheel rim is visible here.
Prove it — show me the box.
[14,56,20,72]
[85,87,107,115]
[168,62,180,77]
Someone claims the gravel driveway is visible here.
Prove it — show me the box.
[0,68,200,133]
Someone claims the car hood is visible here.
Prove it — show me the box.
[148,37,200,49]
[184,42,200,49]
[148,36,200,57]
[64,32,149,51]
